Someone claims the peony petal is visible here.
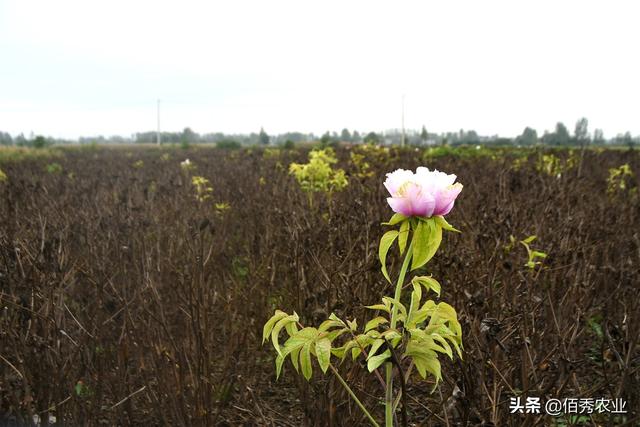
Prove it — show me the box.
[387,196,413,217]
[384,169,414,195]
[403,182,436,217]
[432,183,463,216]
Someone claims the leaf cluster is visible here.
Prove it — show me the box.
[289,148,348,194]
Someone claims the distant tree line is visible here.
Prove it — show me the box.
[1,118,638,148]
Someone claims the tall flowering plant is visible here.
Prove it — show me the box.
[263,167,464,426]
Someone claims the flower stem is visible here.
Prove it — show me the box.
[385,241,414,427]
[329,364,380,427]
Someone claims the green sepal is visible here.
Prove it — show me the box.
[382,213,407,226]
[434,215,460,233]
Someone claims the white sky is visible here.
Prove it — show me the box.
[0,0,638,139]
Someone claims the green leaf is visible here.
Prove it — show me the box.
[324,328,348,342]
[263,310,288,344]
[271,313,299,356]
[285,322,298,337]
[380,329,402,341]
[329,313,345,325]
[367,350,391,372]
[398,219,410,254]
[331,347,346,359]
[434,215,460,232]
[382,297,407,322]
[315,338,331,373]
[300,342,313,380]
[431,334,454,359]
[275,353,285,379]
[367,339,385,360]
[290,347,301,372]
[522,235,537,244]
[276,327,319,377]
[412,276,441,297]
[531,250,547,259]
[382,213,407,226]
[365,303,390,313]
[364,316,388,333]
[346,319,358,331]
[319,317,345,332]
[379,230,399,283]
[426,222,442,264]
[412,353,441,383]
[411,219,442,270]
[411,220,429,270]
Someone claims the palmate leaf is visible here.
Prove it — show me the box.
[271,313,300,356]
[262,310,288,344]
[275,327,319,379]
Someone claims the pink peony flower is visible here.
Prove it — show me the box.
[384,167,463,217]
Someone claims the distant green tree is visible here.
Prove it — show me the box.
[517,127,538,146]
[182,127,197,144]
[556,122,570,145]
[574,118,589,144]
[352,130,361,142]
[462,130,479,144]
[420,126,428,143]
[340,128,352,142]
[545,122,570,145]
[217,139,241,150]
[32,135,48,149]
[320,131,334,146]
[593,128,605,144]
[259,127,270,145]
[363,132,381,145]
[0,131,12,145]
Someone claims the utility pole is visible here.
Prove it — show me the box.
[156,99,161,145]
[401,94,406,147]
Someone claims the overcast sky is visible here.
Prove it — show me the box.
[0,0,638,139]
